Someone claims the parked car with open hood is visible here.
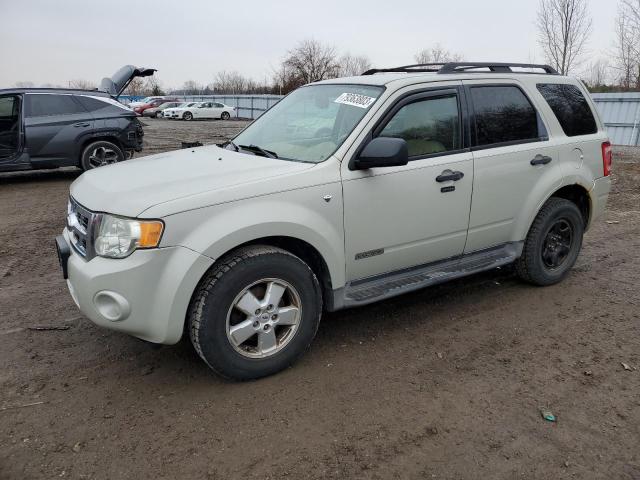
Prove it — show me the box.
[0,65,156,172]
[56,62,611,380]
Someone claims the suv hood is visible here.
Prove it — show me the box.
[70,146,314,217]
[99,65,157,97]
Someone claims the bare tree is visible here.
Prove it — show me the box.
[283,39,339,85]
[337,53,372,76]
[583,58,610,88]
[614,0,640,88]
[144,76,165,96]
[414,44,463,64]
[68,79,97,90]
[213,71,249,94]
[123,77,145,96]
[537,0,592,75]
[181,80,204,95]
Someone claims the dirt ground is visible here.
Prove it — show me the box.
[1,118,639,480]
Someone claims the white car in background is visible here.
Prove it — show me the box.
[177,101,236,121]
[163,102,202,119]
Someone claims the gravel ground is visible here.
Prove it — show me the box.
[1,118,639,479]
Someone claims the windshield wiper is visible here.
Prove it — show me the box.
[239,144,278,159]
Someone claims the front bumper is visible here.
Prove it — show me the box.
[60,228,213,344]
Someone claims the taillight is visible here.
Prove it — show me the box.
[602,141,612,176]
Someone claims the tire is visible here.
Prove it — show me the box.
[183,111,193,121]
[221,111,231,120]
[188,245,322,380]
[80,141,124,171]
[516,197,584,286]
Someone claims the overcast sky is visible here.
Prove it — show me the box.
[0,0,617,89]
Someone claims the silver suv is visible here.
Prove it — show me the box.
[56,62,612,380]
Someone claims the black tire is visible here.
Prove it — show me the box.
[221,111,231,120]
[516,197,584,286]
[188,245,322,380]
[183,111,193,121]
[80,140,124,171]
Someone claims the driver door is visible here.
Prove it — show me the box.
[342,87,474,281]
[194,102,212,118]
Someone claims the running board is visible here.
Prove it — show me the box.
[333,242,523,310]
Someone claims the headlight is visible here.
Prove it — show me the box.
[94,214,164,259]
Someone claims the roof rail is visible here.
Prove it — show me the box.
[361,62,559,76]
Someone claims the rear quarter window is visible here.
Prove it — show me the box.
[536,84,597,137]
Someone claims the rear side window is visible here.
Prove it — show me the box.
[379,95,460,157]
[75,96,112,112]
[537,84,597,137]
[25,94,86,117]
[470,86,542,147]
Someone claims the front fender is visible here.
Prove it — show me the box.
[160,183,346,289]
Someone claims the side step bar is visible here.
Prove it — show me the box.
[332,242,523,310]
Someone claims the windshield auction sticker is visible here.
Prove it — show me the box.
[334,93,377,109]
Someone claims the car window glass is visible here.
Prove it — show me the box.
[214,103,224,108]
[537,83,597,137]
[25,94,86,117]
[0,96,18,117]
[75,96,112,112]
[378,95,460,157]
[470,86,540,146]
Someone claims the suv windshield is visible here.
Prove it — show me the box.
[232,84,384,163]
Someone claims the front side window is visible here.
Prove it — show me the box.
[378,95,460,157]
[537,83,597,137]
[471,86,541,147]
[232,84,383,163]
[25,94,85,117]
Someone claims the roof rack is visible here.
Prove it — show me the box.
[362,62,559,76]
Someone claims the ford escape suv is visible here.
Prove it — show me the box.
[55,62,612,380]
[0,65,155,172]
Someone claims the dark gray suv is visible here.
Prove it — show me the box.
[0,65,155,172]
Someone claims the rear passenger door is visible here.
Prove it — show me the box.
[463,81,560,253]
[23,93,92,166]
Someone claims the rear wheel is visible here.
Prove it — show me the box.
[221,111,231,120]
[516,197,584,286]
[80,141,124,170]
[183,111,193,121]
[188,245,322,380]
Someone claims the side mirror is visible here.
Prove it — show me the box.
[352,137,409,170]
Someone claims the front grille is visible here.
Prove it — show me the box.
[67,197,97,259]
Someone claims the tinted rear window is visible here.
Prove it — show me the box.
[76,96,113,112]
[25,94,86,117]
[537,84,597,137]
[470,86,541,147]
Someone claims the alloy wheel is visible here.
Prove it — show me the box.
[541,218,573,269]
[226,278,302,358]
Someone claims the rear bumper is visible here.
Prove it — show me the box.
[589,176,611,226]
[61,228,213,344]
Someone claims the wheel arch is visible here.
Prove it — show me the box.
[77,135,124,166]
[516,181,592,242]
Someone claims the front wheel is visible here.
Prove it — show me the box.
[183,111,193,121]
[80,141,124,170]
[516,197,584,286]
[188,246,322,380]
[221,111,231,120]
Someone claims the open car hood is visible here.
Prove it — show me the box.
[99,65,157,97]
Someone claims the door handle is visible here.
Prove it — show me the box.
[530,154,552,166]
[436,170,464,182]
[73,122,90,128]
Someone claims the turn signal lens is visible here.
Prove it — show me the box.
[139,222,164,248]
